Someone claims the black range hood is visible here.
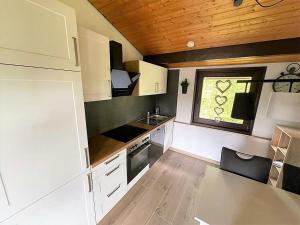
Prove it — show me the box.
[110,41,139,97]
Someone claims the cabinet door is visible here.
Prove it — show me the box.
[78,27,111,102]
[164,121,174,152]
[158,67,168,94]
[93,171,104,223]
[2,173,96,225]
[93,166,128,223]
[0,64,88,222]
[0,0,80,71]
[92,150,127,223]
[139,61,157,96]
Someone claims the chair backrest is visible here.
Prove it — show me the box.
[282,163,300,195]
[220,147,272,184]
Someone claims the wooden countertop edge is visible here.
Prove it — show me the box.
[89,117,175,168]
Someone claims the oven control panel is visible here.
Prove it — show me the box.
[127,134,150,154]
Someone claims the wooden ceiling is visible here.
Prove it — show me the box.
[89,0,300,56]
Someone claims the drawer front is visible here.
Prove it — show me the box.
[101,163,126,194]
[92,149,126,177]
[103,151,125,172]
[102,182,127,214]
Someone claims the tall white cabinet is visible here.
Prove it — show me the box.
[0,1,95,225]
[2,173,95,225]
[0,0,80,71]
[78,27,112,102]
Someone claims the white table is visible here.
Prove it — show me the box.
[196,166,300,225]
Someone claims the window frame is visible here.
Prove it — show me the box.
[192,67,266,135]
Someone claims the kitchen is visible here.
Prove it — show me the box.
[1,0,300,225]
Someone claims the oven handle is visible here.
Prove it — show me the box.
[129,143,151,158]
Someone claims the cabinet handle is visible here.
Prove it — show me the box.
[105,165,120,176]
[72,37,79,66]
[0,172,9,206]
[87,173,93,192]
[84,147,90,168]
[105,154,119,165]
[108,80,112,97]
[107,184,121,198]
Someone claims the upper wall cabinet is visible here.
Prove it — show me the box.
[124,60,167,96]
[0,0,80,71]
[78,27,111,102]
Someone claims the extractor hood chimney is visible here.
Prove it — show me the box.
[110,41,139,97]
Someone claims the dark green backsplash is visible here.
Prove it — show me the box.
[84,70,179,138]
[84,95,156,137]
[156,70,179,116]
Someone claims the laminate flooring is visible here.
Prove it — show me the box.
[98,150,215,225]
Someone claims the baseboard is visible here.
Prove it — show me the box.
[169,147,220,166]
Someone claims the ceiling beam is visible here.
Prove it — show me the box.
[143,38,300,66]
[166,54,300,68]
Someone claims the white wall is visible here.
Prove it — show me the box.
[59,0,142,61]
[172,62,300,162]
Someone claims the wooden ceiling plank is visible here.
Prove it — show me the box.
[115,4,300,37]
[89,0,300,55]
[121,9,300,41]
[107,0,296,30]
[120,23,297,48]
[142,29,300,55]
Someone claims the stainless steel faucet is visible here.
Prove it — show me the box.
[155,106,160,115]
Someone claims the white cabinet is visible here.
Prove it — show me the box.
[92,150,127,223]
[124,60,167,96]
[0,64,89,222]
[0,0,80,71]
[164,120,174,152]
[155,64,168,94]
[78,27,112,102]
[2,173,95,225]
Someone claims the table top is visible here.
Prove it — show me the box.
[197,166,300,225]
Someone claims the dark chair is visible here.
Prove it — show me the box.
[282,163,300,195]
[220,147,272,184]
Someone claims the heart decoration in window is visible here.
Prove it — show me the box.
[216,80,232,94]
[214,107,224,115]
[215,95,228,106]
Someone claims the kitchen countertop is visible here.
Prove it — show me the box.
[88,116,175,168]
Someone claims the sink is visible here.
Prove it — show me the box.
[150,115,169,122]
[138,115,169,125]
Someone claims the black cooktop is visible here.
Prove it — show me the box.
[102,125,147,143]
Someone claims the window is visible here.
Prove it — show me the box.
[192,67,266,134]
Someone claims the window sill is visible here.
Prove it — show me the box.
[174,120,253,135]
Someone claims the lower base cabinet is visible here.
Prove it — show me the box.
[2,173,96,225]
[164,120,174,152]
[91,122,174,223]
[92,149,127,223]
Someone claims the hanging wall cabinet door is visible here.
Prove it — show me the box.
[124,60,168,96]
[78,27,112,102]
[0,0,80,71]
[0,64,89,222]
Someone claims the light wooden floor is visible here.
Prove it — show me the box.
[99,150,215,225]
